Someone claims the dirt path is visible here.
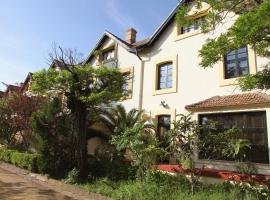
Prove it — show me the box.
[0,163,111,200]
[0,167,75,200]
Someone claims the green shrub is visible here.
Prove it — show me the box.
[0,147,38,172]
[65,168,80,184]
[88,158,137,181]
[0,148,15,162]
[82,171,270,200]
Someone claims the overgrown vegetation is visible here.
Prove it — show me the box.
[32,97,76,178]
[0,147,38,172]
[81,171,270,200]
[31,47,125,179]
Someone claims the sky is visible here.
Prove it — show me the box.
[0,0,178,91]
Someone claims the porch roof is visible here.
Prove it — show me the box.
[185,93,270,111]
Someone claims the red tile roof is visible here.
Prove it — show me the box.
[185,93,270,111]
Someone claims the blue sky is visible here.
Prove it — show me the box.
[0,0,178,91]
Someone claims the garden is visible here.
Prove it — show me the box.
[1,0,270,196]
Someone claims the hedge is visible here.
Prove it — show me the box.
[0,147,39,172]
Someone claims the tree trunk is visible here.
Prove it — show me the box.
[75,100,87,180]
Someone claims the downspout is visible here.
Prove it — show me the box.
[134,48,144,110]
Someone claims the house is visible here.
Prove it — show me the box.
[21,72,33,95]
[84,0,270,175]
[3,84,21,97]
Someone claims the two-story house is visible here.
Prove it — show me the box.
[84,1,270,174]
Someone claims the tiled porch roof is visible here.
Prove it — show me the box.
[185,93,270,111]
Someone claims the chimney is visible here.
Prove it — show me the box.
[126,28,137,44]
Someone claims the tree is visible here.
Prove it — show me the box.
[0,93,43,150]
[7,93,44,150]
[32,97,76,177]
[167,114,200,195]
[99,104,152,135]
[0,99,16,147]
[31,46,125,179]
[167,114,250,195]
[177,0,270,90]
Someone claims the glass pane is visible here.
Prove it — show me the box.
[159,82,166,89]
[226,55,236,60]
[199,112,268,164]
[227,50,236,56]
[167,81,173,88]
[160,77,167,82]
[238,47,247,54]
[238,52,247,59]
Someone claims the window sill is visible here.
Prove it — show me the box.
[175,29,202,41]
[153,87,177,96]
[219,77,239,87]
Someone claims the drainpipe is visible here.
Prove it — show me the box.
[134,48,144,110]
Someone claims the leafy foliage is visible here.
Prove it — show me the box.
[177,0,270,91]
[199,121,250,161]
[100,104,152,135]
[0,147,38,172]
[65,168,80,184]
[31,63,125,179]
[239,65,270,90]
[32,97,76,177]
[82,171,270,200]
[0,93,44,150]
[110,123,164,181]
[0,99,16,147]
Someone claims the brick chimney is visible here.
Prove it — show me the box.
[126,28,137,44]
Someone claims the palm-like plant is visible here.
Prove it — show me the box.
[99,104,154,135]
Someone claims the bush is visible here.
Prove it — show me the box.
[0,147,38,172]
[32,98,76,178]
[87,158,137,182]
[82,170,270,200]
[65,168,80,184]
[0,148,15,162]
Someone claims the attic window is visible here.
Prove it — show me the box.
[102,48,115,62]
[180,16,205,34]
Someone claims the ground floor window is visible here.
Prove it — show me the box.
[157,115,171,140]
[157,115,171,163]
[199,111,269,164]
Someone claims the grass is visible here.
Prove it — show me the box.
[78,171,270,200]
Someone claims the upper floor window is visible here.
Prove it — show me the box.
[158,62,173,90]
[224,46,249,79]
[120,67,134,99]
[102,48,115,62]
[180,16,205,34]
[122,72,131,96]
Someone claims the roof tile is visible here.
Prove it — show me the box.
[185,93,270,111]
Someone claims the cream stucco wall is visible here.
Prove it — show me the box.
[135,4,270,166]
[89,37,142,111]
[88,3,270,167]
[139,13,268,117]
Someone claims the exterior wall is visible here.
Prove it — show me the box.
[87,3,270,168]
[138,9,268,121]
[87,137,105,156]
[90,37,142,111]
[135,3,270,167]
[117,45,142,110]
